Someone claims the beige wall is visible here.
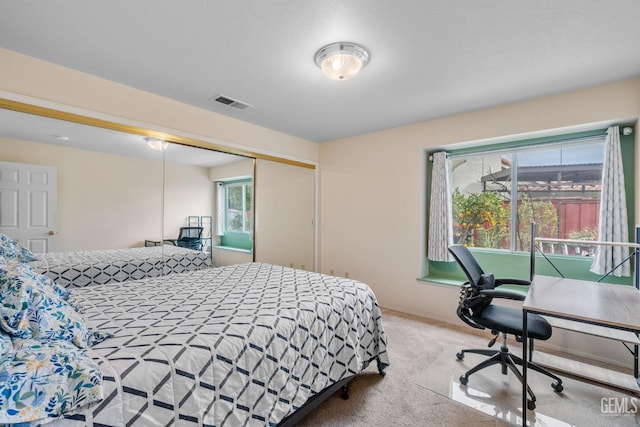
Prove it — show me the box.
[208,158,254,182]
[163,160,214,242]
[318,77,640,367]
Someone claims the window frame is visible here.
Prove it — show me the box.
[423,125,636,285]
[219,178,253,250]
[224,180,253,234]
[449,135,607,253]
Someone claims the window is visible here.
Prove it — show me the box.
[225,180,253,233]
[424,126,635,285]
[218,178,253,250]
[450,137,607,256]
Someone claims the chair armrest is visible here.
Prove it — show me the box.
[456,305,486,330]
[494,277,531,287]
[479,289,526,301]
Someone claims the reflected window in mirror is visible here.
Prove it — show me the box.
[216,178,253,251]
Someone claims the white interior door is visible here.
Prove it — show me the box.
[0,161,57,253]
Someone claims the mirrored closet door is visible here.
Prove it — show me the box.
[0,100,317,276]
[254,159,315,270]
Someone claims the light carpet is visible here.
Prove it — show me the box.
[297,309,508,426]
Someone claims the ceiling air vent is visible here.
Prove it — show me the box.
[211,94,253,110]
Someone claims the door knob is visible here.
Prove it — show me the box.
[48,230,56,236]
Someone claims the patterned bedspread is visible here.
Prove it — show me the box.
[28,245,212,288]
[46,263,389,426]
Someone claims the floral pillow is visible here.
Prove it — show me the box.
[0,255,70,301]
[0,337,103,424]
[43,273,71,301]
[0,261,103,348]
[0,234,38,262]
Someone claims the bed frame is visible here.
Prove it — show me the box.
[278,359,387,426]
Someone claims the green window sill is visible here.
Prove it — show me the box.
[422,248,633,288]
[212,245,253,254]
[417,276,462,286]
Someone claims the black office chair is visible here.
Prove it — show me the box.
[448,244,563,410]
[164,227,203,251]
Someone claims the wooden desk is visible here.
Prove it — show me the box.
[522,275,640,426]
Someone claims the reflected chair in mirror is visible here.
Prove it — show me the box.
[164,227,204,251]
[448,244,563,410]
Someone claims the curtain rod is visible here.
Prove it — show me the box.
[449,133,607,160]
[428,132,608,162]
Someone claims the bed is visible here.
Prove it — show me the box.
[24,262,388,426]
[28,245,213,288]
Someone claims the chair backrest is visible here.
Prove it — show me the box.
[448,244,496,318]
[448,244,484,287]
[176,237,202,250]
[178,227,203,240]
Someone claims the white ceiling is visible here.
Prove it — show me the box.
[1,1,640,143]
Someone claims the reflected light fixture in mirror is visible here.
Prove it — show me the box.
[314,42,370,81]
[144,136,168,150]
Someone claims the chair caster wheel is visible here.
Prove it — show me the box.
[527,399,536,410]
[552,382,563,393]
[459,375,468,385]
[456,352,464,360]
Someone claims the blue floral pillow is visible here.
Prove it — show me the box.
[0,332,14,419]
[0,234,37,262]
[44,275,71,301]
[0,337,103,424]
[0,261,100,348]
[0,255,70,302]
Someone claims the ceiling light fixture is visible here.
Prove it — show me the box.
[314,42,370,81]
[144,137,168,151]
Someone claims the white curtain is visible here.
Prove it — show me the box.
[427,151,453,261]
[590,126,630,276]
[215,182,225,236]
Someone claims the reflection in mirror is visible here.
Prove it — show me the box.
[205,155,255,266]
[0,108,166,252]
[0,103,317,281]
[162,141,254,267]
[0,106,253,288]
[0,108,251,255]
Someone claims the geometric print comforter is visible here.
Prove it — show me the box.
[43,262,389,426]
[28,245,212,288]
